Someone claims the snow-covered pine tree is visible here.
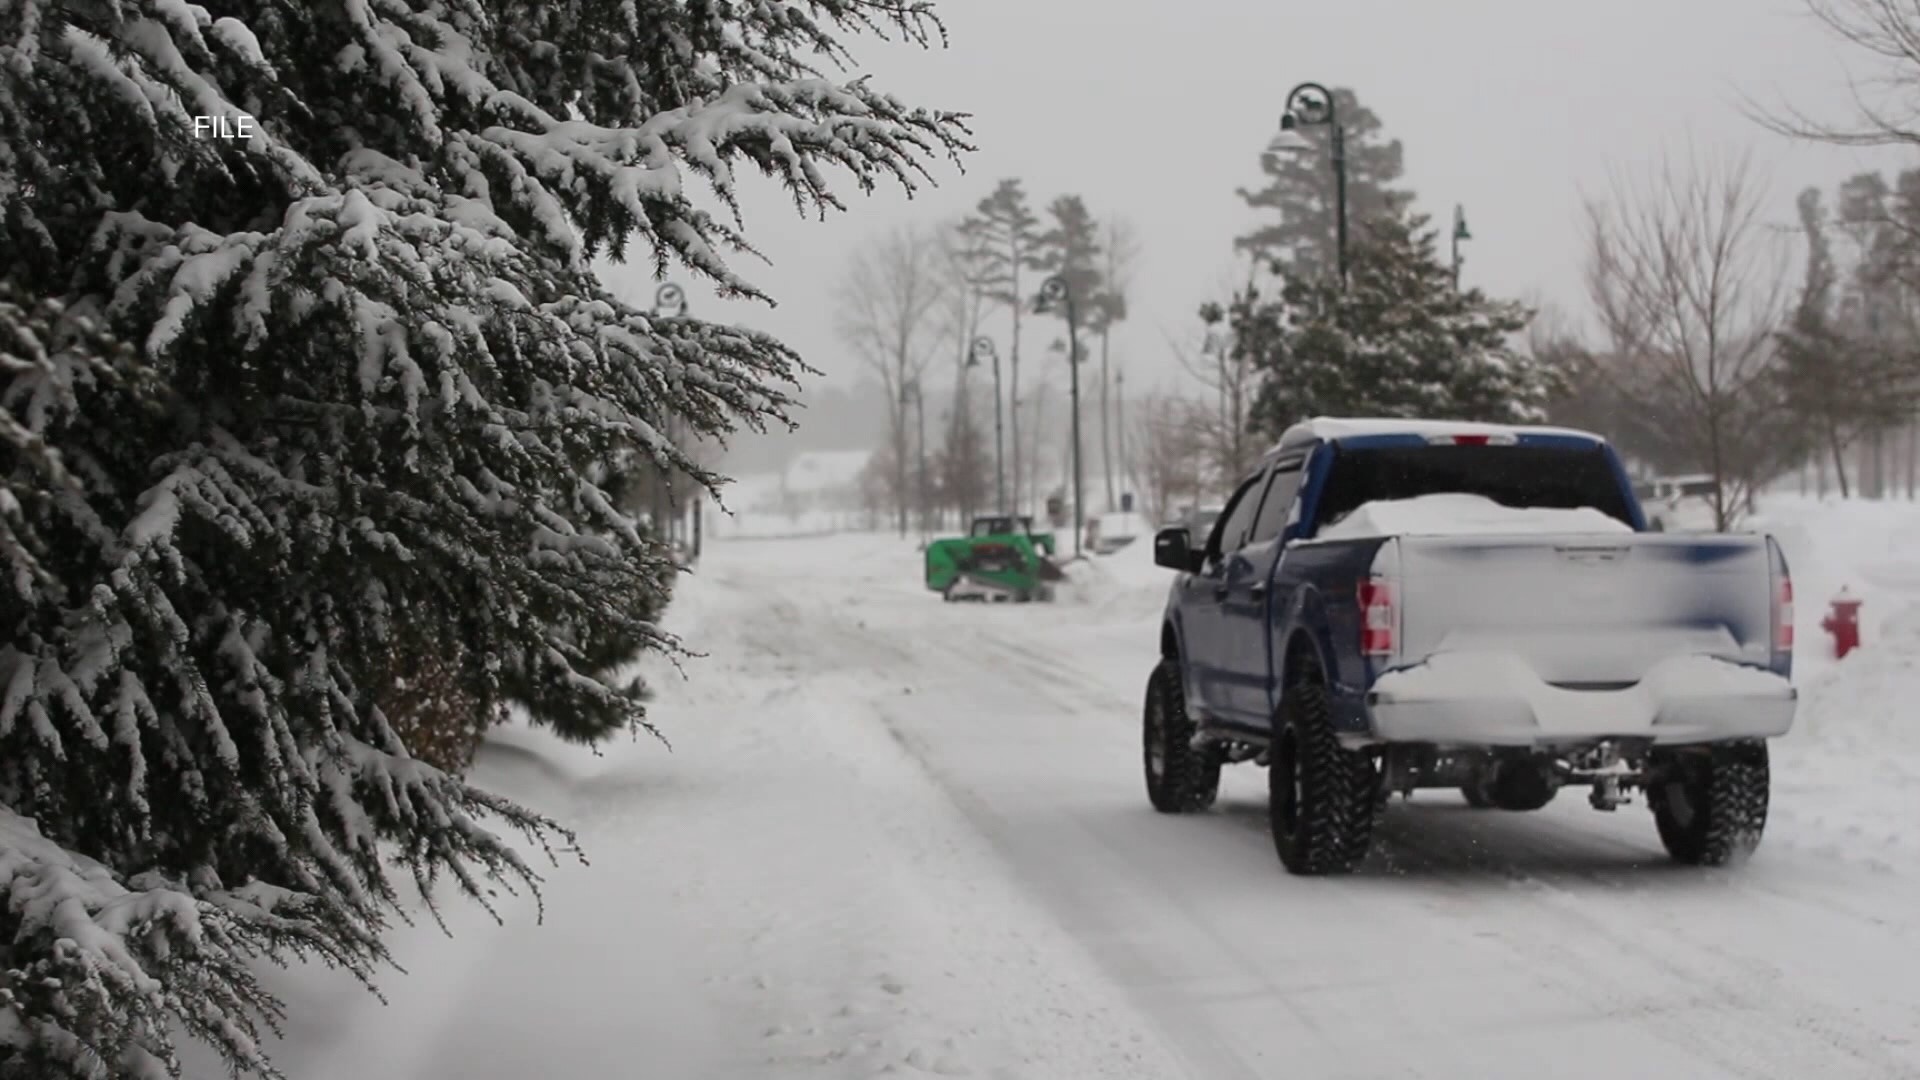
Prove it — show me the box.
[1243,213,1550,436]
[0,2,966,1076]
[1036,195,1104,312]
[1033,194,1102,455]
[1236,88,1414,282]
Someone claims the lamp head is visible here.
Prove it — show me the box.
[1037,277,1069,312]
[1265,127,1314,156]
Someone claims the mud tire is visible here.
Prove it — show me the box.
[1143,659,1221,813]
[1650,741,1770,866]
[1270,660,1378,874]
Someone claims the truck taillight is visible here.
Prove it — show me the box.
[1425,432,1517,446]
[1358,579,1395,657]
[1775,576,1793,652]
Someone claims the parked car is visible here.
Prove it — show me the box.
[1144,418,1795,875]
[1633,473,1721,532]
[1086,511,1150,555]
[1167,504,1224,538]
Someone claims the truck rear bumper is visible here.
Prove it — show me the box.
[1361,652,1795,748]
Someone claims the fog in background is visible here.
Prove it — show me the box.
[597,0,1908,472]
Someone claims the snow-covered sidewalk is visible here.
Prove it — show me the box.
[253,536,1185,1080]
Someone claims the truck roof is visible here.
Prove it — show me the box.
[1271,416,1608,453]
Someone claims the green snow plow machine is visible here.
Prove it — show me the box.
[924,515,1065,602]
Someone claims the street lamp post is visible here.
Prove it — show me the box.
[1115,368,1127,508]
[1268,81,1348,288]
[971,336,1006,513]
[1451,204,1472,290]
[650,282,694,558]
[901,379,929,544]
[1036,276,1085,558]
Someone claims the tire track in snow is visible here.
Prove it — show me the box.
[708,575,1204,1078]
[907,607,1920,1078]
[855,620,1574,1077]
[734,584,1278,1079]
[875,719,1282,1080]
[1365,811,1920,1080]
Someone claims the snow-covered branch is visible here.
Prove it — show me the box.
[1,0,967,1073]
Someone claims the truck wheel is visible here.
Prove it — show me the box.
[1143,659,1220,813]
[1649,741,1769,866]
[1270,663,1379,874]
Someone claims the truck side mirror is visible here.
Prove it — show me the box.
[1153,527,1202,572]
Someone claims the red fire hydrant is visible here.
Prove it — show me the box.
[1823,587,1863,659]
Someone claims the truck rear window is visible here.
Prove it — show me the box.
[1313,445,1636,532]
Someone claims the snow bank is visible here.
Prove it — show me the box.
[1747,494,1920,684]
[1104,525,1171,585]
[1786,600,1920,754]
[1317,493,1633,541]
[1054,532,1174,620]
[1765,561,1920,870]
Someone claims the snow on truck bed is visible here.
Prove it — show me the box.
[1315,493,1633,541]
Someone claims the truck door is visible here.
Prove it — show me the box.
[1176,470,1267,718]
[1217,453,1309,727]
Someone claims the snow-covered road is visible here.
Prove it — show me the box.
[260,522,1920,1080]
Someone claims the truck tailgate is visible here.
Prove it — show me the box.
[1386,533,1778,684]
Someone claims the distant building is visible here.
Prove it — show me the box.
[781,450,874,501]
[709,448,875,537]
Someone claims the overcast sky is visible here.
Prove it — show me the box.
[601,0,1913,402]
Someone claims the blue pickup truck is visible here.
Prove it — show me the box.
[1144,418,1797,875]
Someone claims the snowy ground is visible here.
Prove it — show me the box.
[253,497,1920,1080]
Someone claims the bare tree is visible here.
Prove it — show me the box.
[1164,256,1267,487]
[1751,1,1920,150]
[1129,390,1212,526]
[837,226,947,535]
[1583,148,1799,528]
[1163,331,1257,491]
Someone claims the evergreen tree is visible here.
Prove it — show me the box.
[1034,196,1103,469]
[1777,186,1856,493]
[1036,195,1105,311]
[1236,88,1414,282]
[1778,182,1920,495]
[1085,219,1139,510]
[1243,214,1549,437]
[0,2,964,1076]
[960,180,1044,513]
